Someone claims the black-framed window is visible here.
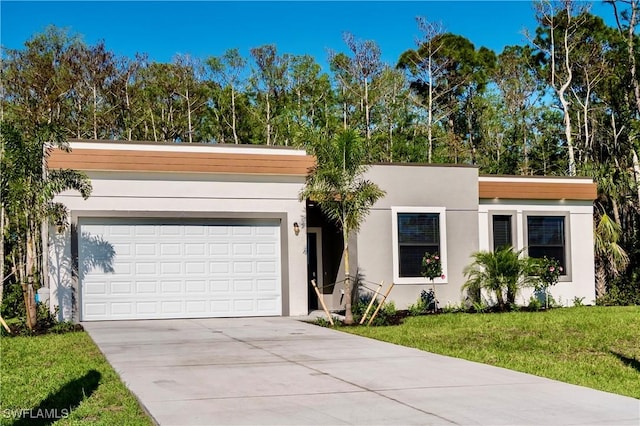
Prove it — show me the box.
[397,213,440,278]
[527,216,566,274]
[492,215,513,251]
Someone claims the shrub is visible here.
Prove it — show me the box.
[534,256,563,309]
[572,297,585,307]
[462,247,538,311]
[528,296,542,311]
[421,252,444,281]
[407,298,428,316]
[314,317,335,328]
[351,293,400,326]
[1,281,26,319]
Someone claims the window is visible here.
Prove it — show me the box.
[492,215,513,251]
[398,213,440,277]
[392,207,447,284]
[526,215,567,274]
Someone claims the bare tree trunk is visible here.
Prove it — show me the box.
[125,77,132,141]
[522,114,529,175]
[24,223,36,330]
[427,54,434,164]
[558,26,576,176]
[342,224,353,325]
[623,0,640,114]
[0,205,4,307]
[185,89,193,143]
[364,77,371,144]
[266,93,271,146]
[633,149,640,208]
[342,86,347,131]
[231,86,239,144]
[595,265,606,299]
[93,85,98,139]
[150,109,158,142]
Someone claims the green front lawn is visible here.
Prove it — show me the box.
[345,306,640,399]
[0,331,152,425]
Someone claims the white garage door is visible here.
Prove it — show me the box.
[79,219,282,321]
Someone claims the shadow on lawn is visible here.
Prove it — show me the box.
[11,370,101,426]
[611,351,640,374]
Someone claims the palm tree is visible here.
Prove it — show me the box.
[594,211,629,299]
[462,247,538,310]
[1,122,91,329]
[300,130,385,324]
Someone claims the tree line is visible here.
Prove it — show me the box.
[1,0,639,308]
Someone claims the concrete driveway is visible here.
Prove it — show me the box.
[83,317,639,425]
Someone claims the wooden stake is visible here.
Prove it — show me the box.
[312,279,334,326]
[359,281,383,325]
[367,283,395,326]
[0,315,11,334]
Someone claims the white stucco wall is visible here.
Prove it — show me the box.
[49,171,308,320]
[479,200,596,306]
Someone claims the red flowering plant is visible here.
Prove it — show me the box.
[421,252,444,312]
[421,252,445,281]
[539,257,563,287]
[535,256,563,309]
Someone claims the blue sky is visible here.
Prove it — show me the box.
[1,1,616,71]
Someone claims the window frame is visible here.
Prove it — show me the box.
[391,206,448,285]
[488,211,517,252]
[523,211,572,281]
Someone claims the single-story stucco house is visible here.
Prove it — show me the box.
[47,141,597,321]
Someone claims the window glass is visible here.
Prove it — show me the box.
[527,216,566,274]
[492,215,512,250]
[397,213,439,277]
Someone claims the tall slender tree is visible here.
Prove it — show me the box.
[300,130,385,324]
[1,122,91,328]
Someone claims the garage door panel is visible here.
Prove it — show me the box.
[111,282,133,294]
[136,262,157,275]
[136,281,158,293]
[233,262,253,274]
[186,280,206,293]
[135,225,156,236]
[209,243,230,255]
[186,300,206,313]
[257,278,278,291]
[211,280,230,291]
[111,302,133,315]
[258,299,278,312]
[113,243,132,256]
[136,302,157,315]
[185,226,206,236]
[161,281,182,293]
[80,220,282,321]
[233,243,253,255]
[233,299,254,312]
[160,243,181,256]
[135,244,156,256]
[110,225,132,236]
[84,282,106,295]
[161,262,181,274]
[184,243,206,255]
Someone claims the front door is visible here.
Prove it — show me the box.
[307,228,323,312]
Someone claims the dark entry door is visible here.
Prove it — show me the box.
[307,232,319,311]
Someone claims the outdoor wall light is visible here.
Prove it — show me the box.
[293,222,300,236]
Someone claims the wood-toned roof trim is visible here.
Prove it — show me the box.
[479,181,597,200]
[48,148,315,176]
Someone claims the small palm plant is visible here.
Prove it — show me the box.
[462,247,538,311]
